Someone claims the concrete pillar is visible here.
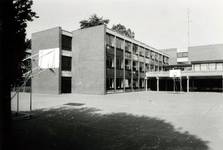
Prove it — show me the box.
[222,75,223,93]
[130,43,133,92]
[156,76,159,91]
[145,78,148,91]
[114,36,117,92]
[123,40,126,92]
[187,76,190,92]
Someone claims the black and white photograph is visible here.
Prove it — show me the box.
[1,0,223,150]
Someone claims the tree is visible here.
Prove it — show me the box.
[112,24,135,38]
[0,0,38,149]
[79,14,109,29]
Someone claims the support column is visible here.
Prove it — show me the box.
[138,60,140,89]
[123,40,126,92]
[187,76,190,92]
[145,77,148,91]
[114,36,117,92]
[222,75,223,93]
[130,43,133,92]
[156,76,159,91]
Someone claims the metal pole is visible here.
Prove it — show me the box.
[222,75,223,93]
[180,77,182,92]
[156,76,159,91]
[30,77,32,112]
[187,76,190,92]
[30,59,33,112]
[145,78,148,91]
[17,90,19,114]
[173,77,175,93]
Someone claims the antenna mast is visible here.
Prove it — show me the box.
[187,8,190,49]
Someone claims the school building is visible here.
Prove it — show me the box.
[31,25,169,94]
[146,44,223,92]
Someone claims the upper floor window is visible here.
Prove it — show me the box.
[133,44,138,54]
[106,34,115,46]
[106,56,114,68]
[177,52,188,58]
[116,38,124,50]
[145,49,150,58]
[125,41,131,52]
[62,35,72,51]
[138,47,144,56]
[61,56,72,71]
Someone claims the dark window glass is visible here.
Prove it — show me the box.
[133,44,138,54]
[106,34,114,46]
[116,38,124,50]
[62,35,72,51]
[125,41,131,52]
[177,52,188,58]
[61,77,71,93]
[62,56,72,71]
[106,56,114,68]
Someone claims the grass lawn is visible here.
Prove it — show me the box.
[12,105,209,150]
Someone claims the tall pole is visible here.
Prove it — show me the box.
[30,77,32,112]
[173,77,175,93]
[145,77,148,91]
[16,90,19,114]
[187,8,191,50]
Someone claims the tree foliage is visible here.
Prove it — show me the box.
[112,24,135,38]
[0,0,37,149]
[6,0,38,86]
[79,14,109,29]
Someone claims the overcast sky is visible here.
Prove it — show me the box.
[26,0,223,49]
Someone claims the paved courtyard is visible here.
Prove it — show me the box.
[11,91,223,150]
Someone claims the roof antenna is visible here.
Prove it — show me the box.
[187,8,191,50]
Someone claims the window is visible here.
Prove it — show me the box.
[139,62,144,72]
[209,63,216,71]
[177,52,188,58]
[61,77,71,93]
[106,56,114,68]
[133,44,138,54]
[61,56,72,71]
[138,47,144,56]
[116,58,123,69]
[216,63,223,71]
[133,61,138,71]
[194,64,200,71]
[125,52,131,59]
[200,64,207,71]
[125,60,131,70]
[62,35,72,51]
[116,78,123,89]
[125,41,131,52]
[106,34,115,46]
[106,78,114,90]
[116,38,124,50]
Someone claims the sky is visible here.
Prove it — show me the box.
[26,0,223,49]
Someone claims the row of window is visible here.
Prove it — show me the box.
[106,34,169,63]
[106,57,163,71]
[192,63,223,71]
[177,52,188,58]
[106,78,145,90]
[107,49,168,64]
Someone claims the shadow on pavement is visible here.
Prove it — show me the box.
[12,106,209,150]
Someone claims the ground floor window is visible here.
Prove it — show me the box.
[61,77,71,93]
[106,78,114,90]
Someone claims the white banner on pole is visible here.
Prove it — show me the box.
[38,48,59,69]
